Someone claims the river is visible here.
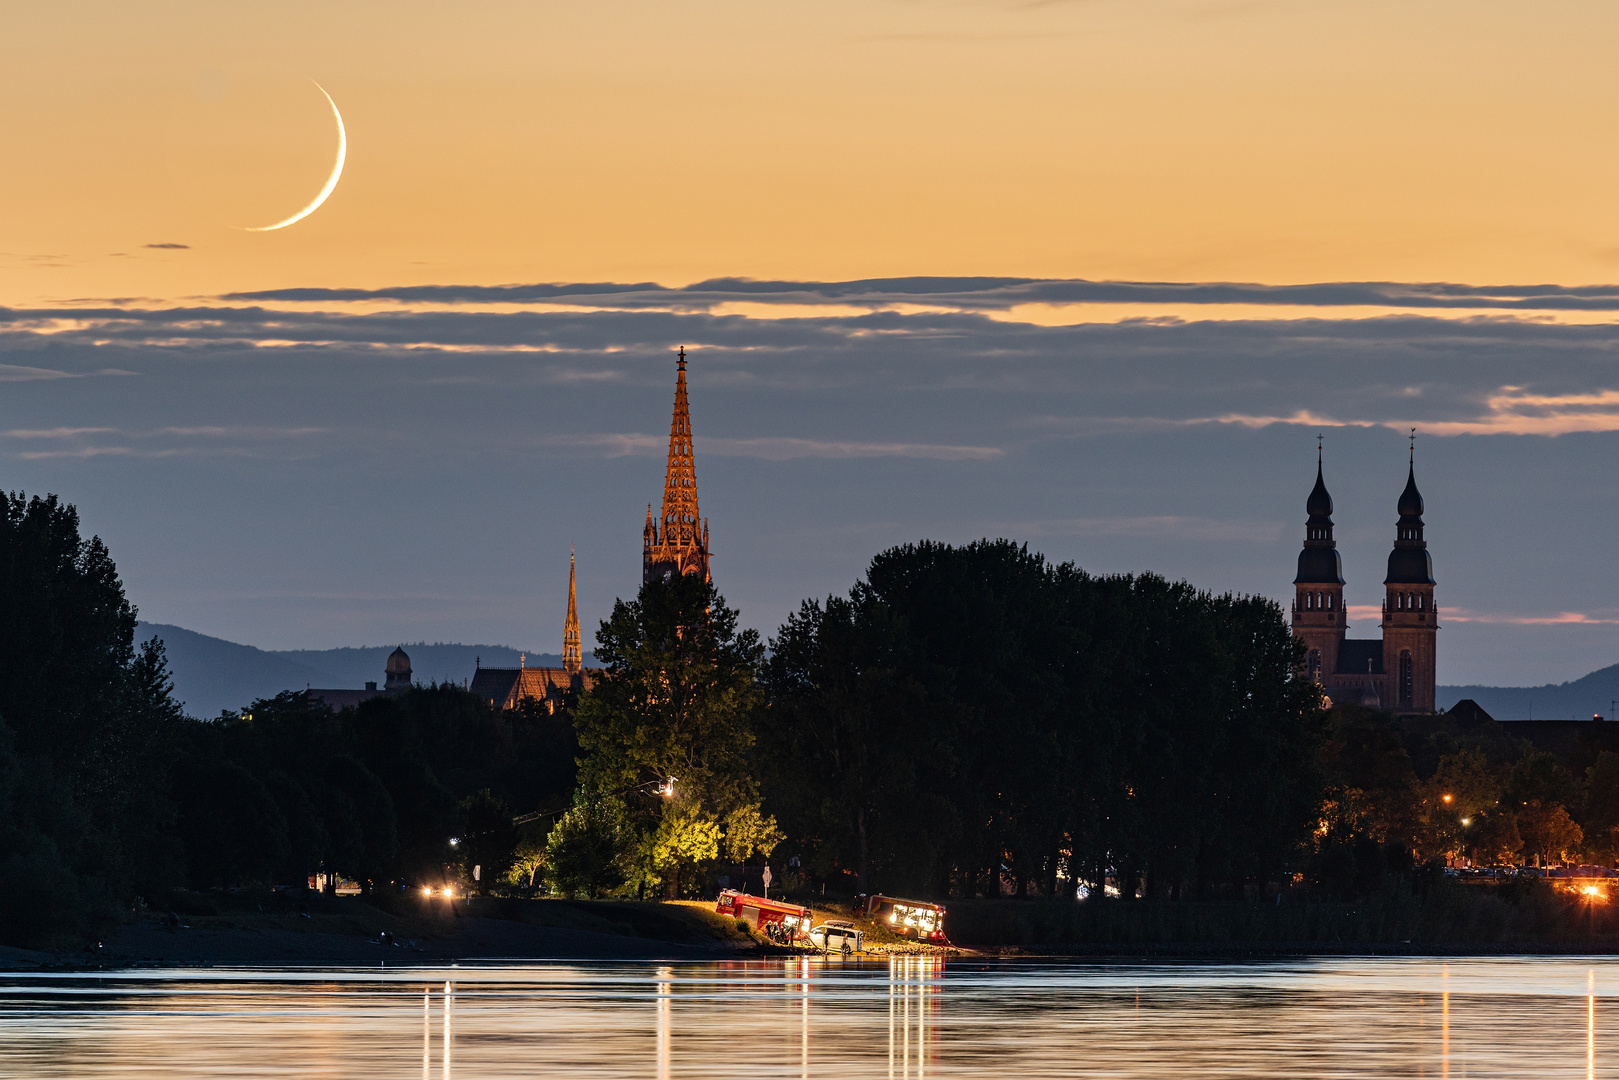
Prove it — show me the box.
[0,956,1610,1078]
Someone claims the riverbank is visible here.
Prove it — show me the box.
[942,881,1619,952]
[2,893,767,969]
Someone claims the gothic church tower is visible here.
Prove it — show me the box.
[643,347,711,584]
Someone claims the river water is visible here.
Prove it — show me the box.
[0,955,1611,1078]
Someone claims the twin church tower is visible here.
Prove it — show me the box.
[1292,443,1437,714]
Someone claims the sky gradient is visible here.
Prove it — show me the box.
[5,2,1619,687]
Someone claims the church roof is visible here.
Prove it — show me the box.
[385,646,411,673]
[469,665,597,708]
[1334,638,1385,676]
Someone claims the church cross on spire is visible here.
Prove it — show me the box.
[563,547,582,675]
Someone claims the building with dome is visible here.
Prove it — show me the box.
[1291,445,1437,714]
[306,645,414,711]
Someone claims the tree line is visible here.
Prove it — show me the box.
[7,490,1614,947]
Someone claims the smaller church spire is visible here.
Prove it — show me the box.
[563,548,582,675]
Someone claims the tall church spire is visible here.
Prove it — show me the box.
[643,346,711,584]
[563,548,582,675]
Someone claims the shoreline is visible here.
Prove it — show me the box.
[10,928,1619,971]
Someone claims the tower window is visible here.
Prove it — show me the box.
[1309,649,1321,682]
[1399,650,1413,707]
[1327,593,1334,610]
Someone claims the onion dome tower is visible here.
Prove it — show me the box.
[384,645,412,694]
[1292,441,1346,684]
[643,346,711,585]
[1382,436,1437,713]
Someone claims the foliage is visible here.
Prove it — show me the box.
[0,491,186,945]
[456,789,515,893]
[544,799,632,898]
[573,572,776,896]
[763,540,1330,900]
[504,828,549,888]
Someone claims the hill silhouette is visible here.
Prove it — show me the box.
[1438,663,1619,721]
[136,623,589,718]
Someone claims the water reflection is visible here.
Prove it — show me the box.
[0,957,1615,1078]
[656,965,671,1080]
[890,954,943,1079]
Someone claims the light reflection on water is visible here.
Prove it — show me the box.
[1,955,1615,1078]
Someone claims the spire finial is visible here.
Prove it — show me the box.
[1317,432,1323,466]
[677,345,686,370]
[1409,427,1416,463]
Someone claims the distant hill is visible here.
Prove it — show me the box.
[1438,662,1619,722]
[136,623,591,719]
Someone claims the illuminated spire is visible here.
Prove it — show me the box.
[563,547,582,675]
[643,346,711,584]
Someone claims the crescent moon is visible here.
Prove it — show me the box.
[243,81,346,232]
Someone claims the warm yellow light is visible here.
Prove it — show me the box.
[1461,818,1471,826]
[1442,794,1453,804]
[422,887,432,896]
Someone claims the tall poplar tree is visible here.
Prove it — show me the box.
[572,573,776,896]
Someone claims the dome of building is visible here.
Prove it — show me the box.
[386,646,411,674]
[1359,683,1382,709]
[1397,462,1424,520]
[1295,546,1345,584]
[1307,460,1333,518]
[1385,546,1435,584]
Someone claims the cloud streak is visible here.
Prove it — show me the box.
[544,433,1003,460]
[218,275,1619,319]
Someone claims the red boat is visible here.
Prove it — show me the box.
[715,889,812,941]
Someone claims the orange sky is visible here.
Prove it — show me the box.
[6,0,1619,306]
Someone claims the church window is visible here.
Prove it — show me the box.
[1399,650,1413,707]
[1328,593,1335,610]
[1309,649,1322,682]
